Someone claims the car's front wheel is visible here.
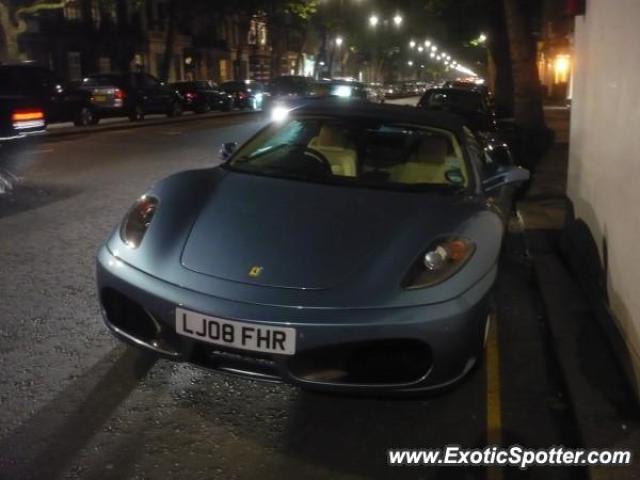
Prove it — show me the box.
[128,105,145,122]
[167,101,183,117]
[195,101,210,114]
[73,106,99,127]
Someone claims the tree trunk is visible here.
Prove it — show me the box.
[502,0,545,129]
[487,0,514,117]
[159,0,177,82]
[0,1,20,62]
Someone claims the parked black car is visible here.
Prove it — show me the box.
[0,95,46,141]
[219,80,265,109]
[418,88,497,136]
[170,80,233,113]
[79,73,183,122]
[262,75,315,111]
[0,64,95,131]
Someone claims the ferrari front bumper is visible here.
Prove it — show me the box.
[96,245,495,394]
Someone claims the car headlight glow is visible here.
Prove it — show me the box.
[271,105,290,122]
[120,195,159,248]
[403,237,475,289]
[334,85,353,97]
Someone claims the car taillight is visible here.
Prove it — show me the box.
[185,91,197,100]
[114,88,126,100]
[11,109,45,129]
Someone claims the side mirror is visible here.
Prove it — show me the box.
[485,143,513,168]
[219,142,238,162]
[483,166,530,193]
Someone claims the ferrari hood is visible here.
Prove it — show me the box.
[180,170,473,290]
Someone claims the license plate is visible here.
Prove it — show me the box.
[175,307,296,355]
[94,95,107,102]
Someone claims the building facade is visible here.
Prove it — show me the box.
[11,0,288,84]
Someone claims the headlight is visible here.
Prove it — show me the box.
[271,105,289,122]
[120,195,159,248]
[402,237,475,289]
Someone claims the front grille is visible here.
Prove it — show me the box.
[189,344,281,382]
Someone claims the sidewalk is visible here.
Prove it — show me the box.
[518,108,640,479]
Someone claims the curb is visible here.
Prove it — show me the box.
[525,228,640,480]
[44,109,262,139]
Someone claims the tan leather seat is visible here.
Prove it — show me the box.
[390,136,450,184]
[308,126,357,177]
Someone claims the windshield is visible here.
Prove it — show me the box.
[227,117,469,191]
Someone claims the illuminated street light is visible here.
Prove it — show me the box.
[436,55,442,60]
[407,60,413,66]
[424,40,431,47]
[369,14,379,27]
[430,52,435,58]
[478,33,487,43]
[431,45,437,52]
[418,46,424,52]
[393,14,403,26]
[409,40,416,48]
[335,36,343,47]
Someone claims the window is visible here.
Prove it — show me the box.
[98,57,111,74]
[67,52,82,81]
[140,74,160,88]
[229,118,469,190]
[91,0,101,26]
[64,1,81,21]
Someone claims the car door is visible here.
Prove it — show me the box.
[136,74,163,112]
[465,128,511,222]
[149,74,174,111]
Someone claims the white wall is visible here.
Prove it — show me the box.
[568,0,640,390]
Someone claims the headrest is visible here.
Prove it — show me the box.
[316,126,348,148]
[413,136,449,165]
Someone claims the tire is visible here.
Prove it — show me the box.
[73,106,96,127]
[167,101,183,118]
[129,105,144,122]
[195,102,210,114]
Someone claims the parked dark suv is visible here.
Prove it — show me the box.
[170,80,233,113]
[219,80,265,109]
[79,72,183,122]
[0,63,94,138]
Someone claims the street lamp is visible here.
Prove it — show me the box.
[478,33,487,43]
[336,36,343,47]
[409,40,416,48]
[393,14,402,26]
[418,46,424,53]
[431,45,437,52]
[407,60,413,66]
[369,14,379,27]
[430,52,435,58]
[424,40,431,47]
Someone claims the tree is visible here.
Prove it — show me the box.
[502,0,545,129]
[0,0,70,62]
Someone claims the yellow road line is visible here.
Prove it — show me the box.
[486,312,503,480]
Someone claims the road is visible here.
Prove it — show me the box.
[0,109,584,480]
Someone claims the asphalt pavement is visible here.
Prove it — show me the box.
[0,109,585,479]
